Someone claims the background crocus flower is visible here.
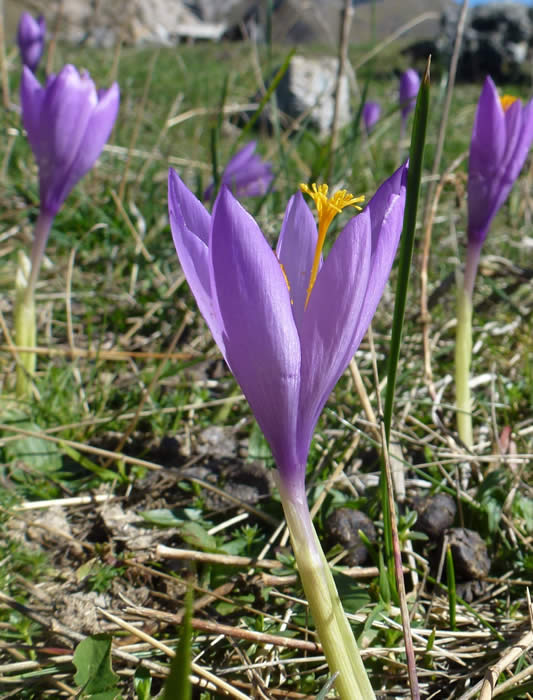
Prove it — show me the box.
[456,76,533,448]
[203,141,273,202]
[399,68,420,123]
[16,64,119,396]
[362,100,381,133]
[466,75,533,295]
[169,162,407,699]
[17,12,46,73]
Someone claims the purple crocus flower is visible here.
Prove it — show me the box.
[203,141,273,202]
[169,165,406,696]
[399,69,420,120]
[362,101,381,133]
[466,75,533,296]
[20,64,119,295]
[17,12,46,73]
[169,164,407,496]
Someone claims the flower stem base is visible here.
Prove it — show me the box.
[279,481,375,700]
[455,280,473,448]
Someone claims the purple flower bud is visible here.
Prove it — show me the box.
[169,164,408,496]
[20,64,120,218]
[17,12,46,73]
[468,76,533,248]
[362,101,381,133]
[399,69,420,119]
[203,141,273,202]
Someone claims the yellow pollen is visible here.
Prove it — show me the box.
[500,94,519,112]
[279,262,290,292]
[300,182,364,307]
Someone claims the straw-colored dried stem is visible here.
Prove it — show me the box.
[98,607,251,700]
[368,326,420,700]
[420,151,467,396]
[328,0,353,181]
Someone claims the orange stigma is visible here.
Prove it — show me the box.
[500,94,519,112]
[300,183,364,307]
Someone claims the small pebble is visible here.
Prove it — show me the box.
[325,508,377,567]
[414,493,456,539]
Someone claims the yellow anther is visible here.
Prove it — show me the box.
[279,262,291,292]
[500,94,519,112]
[300,183,364,307]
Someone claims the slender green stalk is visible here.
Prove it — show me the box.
[455,238,482,448]
[279,481,375,700]
[446,544,457,631]
[381,57,430,596]
[15,211,54,397]
[14,252,36,398]
[455,277,473,448]
[26,211,54,304]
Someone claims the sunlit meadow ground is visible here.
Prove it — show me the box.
[0,37,532,699]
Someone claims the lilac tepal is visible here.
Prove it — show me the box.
[203,141,273,201]
[169,164,407,498]
[20,64,120,219]
[362,101,381,133]
[468,76,533,249]
[399,69,420,119]
[17,12,46,73]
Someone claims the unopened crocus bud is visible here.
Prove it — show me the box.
[399,69,420,119]
[362,101,381,133]
[21,64,120,220]
[203,141,273,202]
[466,76,533,293]
[17,12,46,73]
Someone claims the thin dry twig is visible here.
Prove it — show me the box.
[328,0,353,181]
[368,326,420,700]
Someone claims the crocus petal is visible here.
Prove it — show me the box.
[358,162,407,335]
[204,142,273,201]
[224,142,257,175]
[210,187,302,480]
[17,12,45,72]
[60,82,120,195]
[20,63,120,217]
[20,67,44,153]
[362,101,381,132]
[168,169,224,351]
[275,191,318,331]
[470,77,505,174]
[297,211,371,460]
[468,76,533,245]
[39,67,96,177]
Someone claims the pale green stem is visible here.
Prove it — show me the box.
[25,210,55,304]
[278,479,375,700]
[455,240,481,449]
[14,252,36,398]
[15,210,54,397]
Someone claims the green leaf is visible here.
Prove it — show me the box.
[139,509,185,527]
[4,421,62,473]
[73,634,120,697]
[133,666,152,700]
[315,672,339,700]
[179,521,218,551]
[381,56,431,594]
[162,588,193,700]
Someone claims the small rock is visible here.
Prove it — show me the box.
[276,55,351,136]
[414,493,456,539]
[446,527,491,581]
[197,426,238,459]
[325,508,376,567]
